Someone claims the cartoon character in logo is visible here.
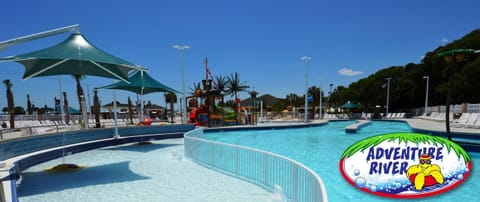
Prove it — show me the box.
[406,154,444,191]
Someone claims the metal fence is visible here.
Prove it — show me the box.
[184,128,328,202]
[412,103,480,116]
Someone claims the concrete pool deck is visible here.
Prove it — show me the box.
[3,118,480,142]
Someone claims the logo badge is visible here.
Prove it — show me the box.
[339,133,471,198]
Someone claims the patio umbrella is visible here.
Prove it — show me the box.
[0,33,143,82]
[340,101,359,109]
[98,70,180,121]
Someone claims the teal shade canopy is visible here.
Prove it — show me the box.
[0,33,144,82]
[98,70,180,95]
[339,101,359,109]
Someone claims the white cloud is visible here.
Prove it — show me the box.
[338,68,363,76]
[441,38,449,43]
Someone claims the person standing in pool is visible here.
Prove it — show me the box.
[406,154,444,190]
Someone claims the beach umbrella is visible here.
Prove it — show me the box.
[0,33,143,82]
[339,101,359,109]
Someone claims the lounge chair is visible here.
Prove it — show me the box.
[452,113,470,127]
[470,116,480,129]
[465,113,480,128]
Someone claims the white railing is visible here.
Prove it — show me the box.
[184,128,328,202]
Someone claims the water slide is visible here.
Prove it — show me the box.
[189,106,238,126]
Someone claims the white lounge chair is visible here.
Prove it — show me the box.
[465,113,480,128]
[453,113,470,127]
[470,116,480,129]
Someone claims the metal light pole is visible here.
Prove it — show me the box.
[319,83,323,120]
[385,77,392,116]
[329,83,334,111]
[173,44,190,124]
[423,76,429,116]
[301,56,311,123]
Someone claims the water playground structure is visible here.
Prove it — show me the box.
[186,78,240,127]
[187,58,250,127]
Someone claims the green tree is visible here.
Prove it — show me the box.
[225,72,250,101]
[286,93,300,107]
[214,75,227,93]
[14,106,25,115]
[3,79,15,128]
[224,99,236,109]
[225,72,250,121]
[165,92,177,123]
[2,107,8,114]
[308,86,320,118]
[285,93,296,104]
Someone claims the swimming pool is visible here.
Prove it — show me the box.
[202,121,480,201]
[16,138,272,202]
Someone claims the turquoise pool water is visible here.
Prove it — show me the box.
[203,121,480,201]
[16,138,272,202]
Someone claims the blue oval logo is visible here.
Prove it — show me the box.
[339,133,471,198]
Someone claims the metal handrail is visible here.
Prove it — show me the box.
[184,128,328,202]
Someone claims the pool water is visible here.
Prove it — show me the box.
[17,138,272,202]
[203,121,480,201]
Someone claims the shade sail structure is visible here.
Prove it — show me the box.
[98,70,180,94]
[340,101,359,109]
[0,33,144,82]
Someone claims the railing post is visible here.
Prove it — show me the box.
[263,154,268,187]
[235,147,239,175]
[211,143,215,167]
[0,175,5,202]
[293,165,298,202]
[183,127,328,202]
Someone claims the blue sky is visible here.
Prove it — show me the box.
[1,0,479,111]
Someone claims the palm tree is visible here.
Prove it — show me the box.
[214,75,227,93]
[93,89,101,128]
[27,94,33,115]
[165,92,177,123]
[308,86,320,119]
[63,92,70,124]
[225,72,250,121]
[286,93,299,107]
[73,75,86,113]
[189,82,202,96]
[214,75,227,106]
[3,79,15,128]
[225,72,250,101]
[188,82,202,108]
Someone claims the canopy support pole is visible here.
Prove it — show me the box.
[113,88,119,138]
